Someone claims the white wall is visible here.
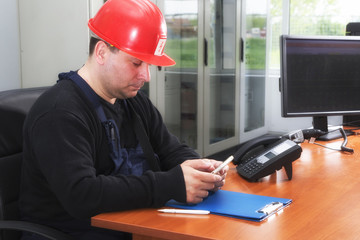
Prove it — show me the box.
[18,0,90,88]
[0,1,21,91]
[0,0,105,91]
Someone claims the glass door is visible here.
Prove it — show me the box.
[203,0,239,156]
[162,0,200,150]
[161,0,241,156]
[240,0,268,142]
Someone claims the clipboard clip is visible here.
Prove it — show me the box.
[257,202,283,215]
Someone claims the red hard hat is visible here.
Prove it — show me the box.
[88,0,175,66]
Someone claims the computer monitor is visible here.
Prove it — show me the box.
[280,35,360,140]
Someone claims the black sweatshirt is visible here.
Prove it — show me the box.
[19,75,199,230]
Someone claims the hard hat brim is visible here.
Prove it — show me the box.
[127,51,176,67]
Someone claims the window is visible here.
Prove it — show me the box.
[269,0,360,70]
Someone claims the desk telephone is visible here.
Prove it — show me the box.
[233,135,302,182]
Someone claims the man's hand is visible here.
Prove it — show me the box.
[208,159,228,191]
[180,159,229,204]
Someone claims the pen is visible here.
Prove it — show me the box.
[158,209,210,215]
[212,155,234,174]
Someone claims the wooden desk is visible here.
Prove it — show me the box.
[92,135,360,240]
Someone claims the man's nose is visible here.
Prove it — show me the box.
[139,63,151,82]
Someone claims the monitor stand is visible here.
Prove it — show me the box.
[313,116,354,141]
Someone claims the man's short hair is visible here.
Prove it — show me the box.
[89,37,119,56]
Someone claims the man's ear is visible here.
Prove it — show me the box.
[94,41,108,65]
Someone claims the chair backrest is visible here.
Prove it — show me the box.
[0,87,48,240]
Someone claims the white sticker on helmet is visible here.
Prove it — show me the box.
[154,39,166,56]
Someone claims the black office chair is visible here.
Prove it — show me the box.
[0,87,72,240]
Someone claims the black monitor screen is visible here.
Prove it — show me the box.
[280,35,360,131]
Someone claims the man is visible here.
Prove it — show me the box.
[19,0,228,239]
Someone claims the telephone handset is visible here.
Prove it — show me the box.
[233,135,302,182]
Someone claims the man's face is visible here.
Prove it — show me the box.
[101,47,151,100]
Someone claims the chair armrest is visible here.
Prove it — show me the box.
[0,220,73,240]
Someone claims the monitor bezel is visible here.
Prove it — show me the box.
[280,34,360,118]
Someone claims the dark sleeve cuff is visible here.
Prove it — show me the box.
[153,165,186,207]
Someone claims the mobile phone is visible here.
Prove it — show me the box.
[212,156,234,174]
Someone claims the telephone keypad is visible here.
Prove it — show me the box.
[243,161,263,174]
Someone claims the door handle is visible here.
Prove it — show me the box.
[204,38,208,66]
[240,38,244,62]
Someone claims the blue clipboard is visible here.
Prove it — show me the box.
[166,190,292,222]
